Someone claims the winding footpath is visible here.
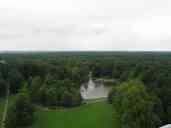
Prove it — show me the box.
[85,98,107,104]
[1,85,9,128]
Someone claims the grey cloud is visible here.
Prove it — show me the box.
[0,0,171,51]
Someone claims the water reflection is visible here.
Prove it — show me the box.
[80,77,112,99]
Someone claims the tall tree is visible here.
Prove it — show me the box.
[112,80,161,128]
[30,76,43,103]
[7,69,24,93]
[6,86,34,128]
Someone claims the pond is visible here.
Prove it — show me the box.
[80,74,112,99]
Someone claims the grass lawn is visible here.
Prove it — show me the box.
[32,101,119,128]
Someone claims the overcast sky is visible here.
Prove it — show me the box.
[0,0,171,51]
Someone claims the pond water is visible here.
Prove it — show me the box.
[80,77,112,99]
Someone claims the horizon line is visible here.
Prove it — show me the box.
[0,50,171,53]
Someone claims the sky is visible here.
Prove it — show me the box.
[0,0,171,51]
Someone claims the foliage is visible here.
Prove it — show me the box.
[28,74,83,107]
[111,80,161,128]
[5,86,34,128]
[61,89,82,107]
[0,78,7,97]
[7,68,24,93]
[30,76,43,103]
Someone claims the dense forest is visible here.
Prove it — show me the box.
[0,52,171,128]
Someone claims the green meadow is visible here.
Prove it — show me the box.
[32,101,118,128]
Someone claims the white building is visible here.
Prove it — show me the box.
[160,124,171,128]
[0,60,7,64]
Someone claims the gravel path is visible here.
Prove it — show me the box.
[85,98,107,104]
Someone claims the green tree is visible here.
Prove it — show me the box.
[6,86,34,128]
[7,68,24,93]
[45,87,58,106]
[61,90,73,107]
[112,80,161,128]
[0,78,6,97]
[70,88,82,106]
[30,76,43,103]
